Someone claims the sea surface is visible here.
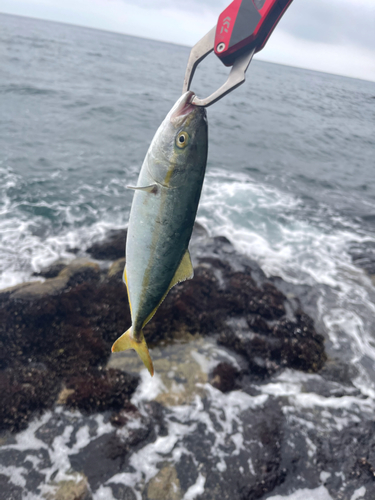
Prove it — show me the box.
[1,12,375,500]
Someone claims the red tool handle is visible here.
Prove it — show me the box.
[214,0,293,66]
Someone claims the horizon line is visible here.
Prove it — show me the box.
[1,10,375,85]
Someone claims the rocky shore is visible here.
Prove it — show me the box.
[0,225,373,500]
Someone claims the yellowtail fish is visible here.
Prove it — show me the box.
[112,91,208,375]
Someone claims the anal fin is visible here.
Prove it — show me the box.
[142,249,194,328]
[171,249,194,285]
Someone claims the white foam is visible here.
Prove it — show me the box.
[72,425,91,451]
[190,350,212,374]
[199,170,368,291]
[0,409,120,495]
[248,458,255,475]
[0,218,126,289]
[320,471,331,483]
[131,369,167,405]
[0,164,130,289]
[267,485,333,500]
[198,168,375,398]
[94,414,115,437]
[350,486,366,500]
[182,473,206,500]
[109,376,269,496]
[260,370,375,415]
[108,417,195,493]
[93,485,117,500]
[47,425,75,483]
[3,411,51,452]
[0,465,27,488]
[231,433,244,456]
[24,454,42,468]
[261,381,302,397]
[293,393,374,412]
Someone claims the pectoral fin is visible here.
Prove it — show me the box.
[142,249,194,328]
[126,184,158,193]
[111,327,154,376]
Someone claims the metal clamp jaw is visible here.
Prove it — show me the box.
[182,0,293,107]
[182,26,255,108]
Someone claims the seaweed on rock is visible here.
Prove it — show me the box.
[0,229,326,435]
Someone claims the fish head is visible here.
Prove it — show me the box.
[147,91,208,188]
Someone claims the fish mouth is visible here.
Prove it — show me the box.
[170,91,197,123]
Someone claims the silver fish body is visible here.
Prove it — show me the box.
[112,92,208,375]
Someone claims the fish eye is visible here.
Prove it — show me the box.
[176,131,189,149]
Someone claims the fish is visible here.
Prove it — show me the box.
[111,91,208,376]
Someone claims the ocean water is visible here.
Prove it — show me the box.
[1,12,375,500]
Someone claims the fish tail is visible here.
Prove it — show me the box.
[111,327,154,377]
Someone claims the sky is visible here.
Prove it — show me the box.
[1,0,375,82]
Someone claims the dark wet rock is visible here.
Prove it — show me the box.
[33,260,68,279]
[0,260,100,301]
[108,484,136,500]
[2,225,374,500]
[254,392,375,500]
[13,278,68,300]
[355,457,375,482]
[69,413,152,491]
[110,405,139,427]
[177,397,286,500]
[0,228,326,433]
[143,253,325,379]
[86,229,127,261]
[35,414,72,447]
[0,407,150,498]
[174,454,198,495]
[144,257,286,346]
[319,358,358,386]
[0,258,134,432]
[66,246,80,255]
[0,444,49,489]
[145,401,169,437]
[0,473,22,500]
[0,227,330,498]
[64,369,139,414]
[0,265,128,373]
[0,366,61,433]
[58,259,101,288]
[210,362,239,393]
[314,419,375,499]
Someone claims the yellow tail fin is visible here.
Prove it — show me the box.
[111,328,154,376]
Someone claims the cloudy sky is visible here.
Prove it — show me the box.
[1,0,375,82]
